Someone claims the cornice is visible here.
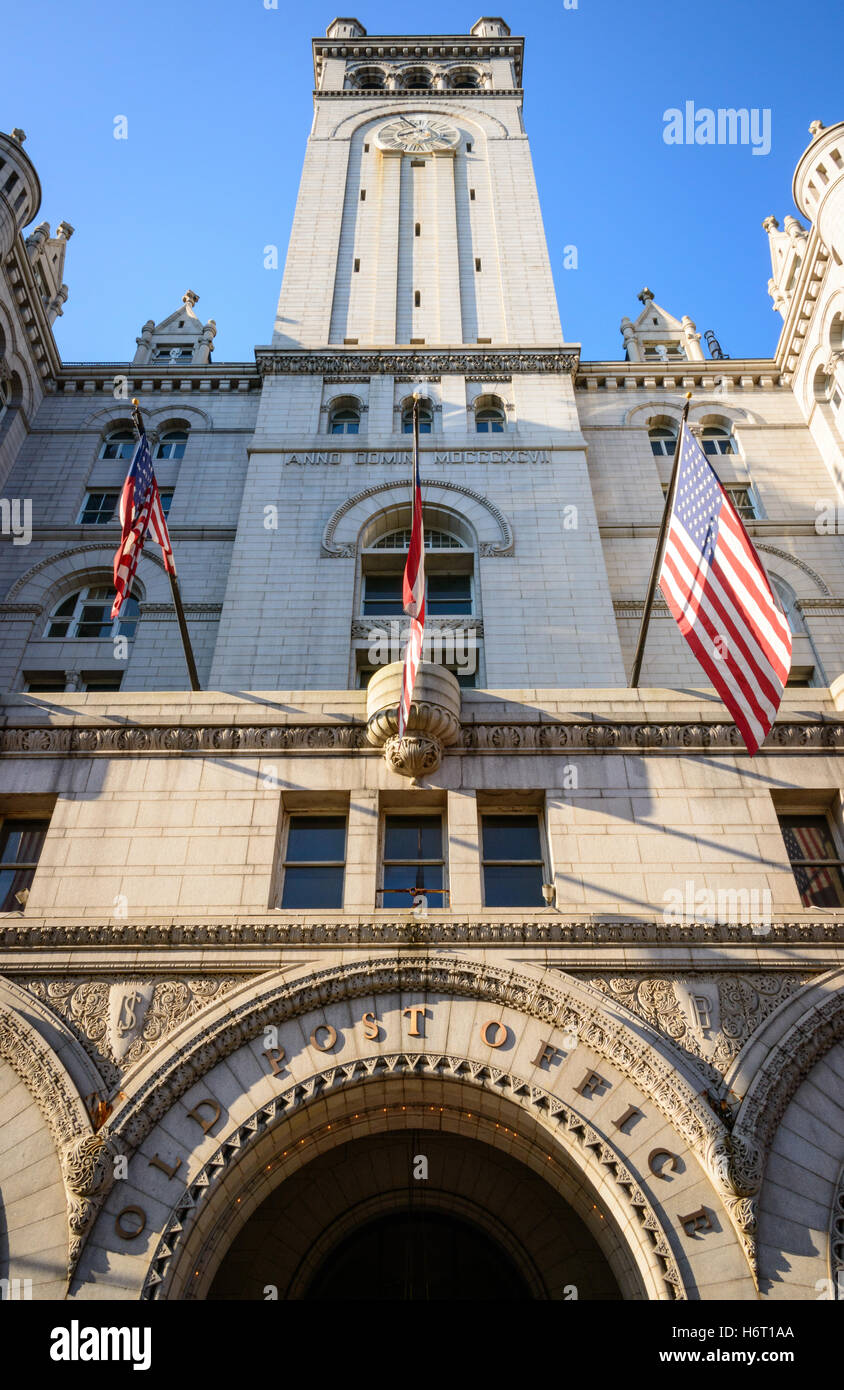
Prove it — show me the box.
[1,917,841,949]
[576,362,783,392]
[255,347,580,378]
[315,89,524,100]
[1,718,842,756]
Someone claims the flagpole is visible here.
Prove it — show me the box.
[130,399,201,692]
[629,392,692,688]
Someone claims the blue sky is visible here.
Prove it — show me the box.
[3,0,842,363]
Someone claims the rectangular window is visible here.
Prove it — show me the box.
[725,486,757,521]
[481,813,546,907]
[475,258,481,272]
[364,143,370,152]
[80,671,124,692]
[410,159,426,167]
[415,222,421,237]
[0,819,49,911]
[466,142,473,152]
[354,258,360,272]
[343,338,358,345]
[23,671,66,693]
[360,189,366,201]
[363,573,471,617]
[159,490,173,518]
[778,813,844,908]
[380,813,446,907]
[410,338,425,344]
[79,492,119,525]
[469,189,476,200]
[476,337,491,344]
[280,815,346,910]
[414,290,421,307]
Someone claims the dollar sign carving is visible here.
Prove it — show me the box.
[116,989,143,1037]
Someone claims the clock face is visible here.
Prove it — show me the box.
[375,115,460,154]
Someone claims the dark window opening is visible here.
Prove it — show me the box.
[280,815,346,910]
[380,814,446,906]
[482,814,546,907]
[0,819,49,911]
[778,813,844,908]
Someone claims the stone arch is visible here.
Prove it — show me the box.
[623,400,761,427]
[328,102,510,142]
[69,957,760,1300]
[322,480,513,557]
[753,543,830,595]
[5,544,167,606]
[0,976,108,1294]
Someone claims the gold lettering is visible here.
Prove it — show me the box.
[310,1023,338,1052]
[531,1040,562,1070]
[402,1006,429,1037]
[186,1098,222,1135]
[574,1069,607,1099]
[148,1153,183,1181]
[480,1019,508,1048]
[115,1205,146,1241]
[678,1206,712,1237]
[361,1010,380,1041]
[262,1046,287,1077]
[648,1148,681,1180]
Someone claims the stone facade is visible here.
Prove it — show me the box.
[0,18,843,1302]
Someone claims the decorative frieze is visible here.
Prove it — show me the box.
[255,348,580,377]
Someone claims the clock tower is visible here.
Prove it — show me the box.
[209,17,625,690]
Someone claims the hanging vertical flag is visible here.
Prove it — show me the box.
[657,420,792,754]
[110,399,201,691]
[397,398,426,739]
[111,424,175,621]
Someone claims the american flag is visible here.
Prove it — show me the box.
[781,821,842,907]
[397,405,425,739]
[111,427,175,620]
[658,422,792,754]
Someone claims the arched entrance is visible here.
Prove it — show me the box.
[208,1124,622,1301]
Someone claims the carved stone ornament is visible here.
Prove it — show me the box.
[365,661,461,779]
[63,1132,116,1276]
[25,976,242,1088]
[3,718,842,759]
[255,348,580,378]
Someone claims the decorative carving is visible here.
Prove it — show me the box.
[63,1133,116,1276]
[753,544,830,595]
[140,1049,684,1302]
[351,616,484,639]
[256,349,579,379]
[587,974,809,1080]
[3,718,841,758]
[25,976,242,1088]
[830,1161,844,1299]
[5,544,165,601]
[321,478,514,557]
[2,918,842,949]
[384,733,442,778]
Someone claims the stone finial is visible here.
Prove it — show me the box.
[783,215,806,241]
[637,286,655,305]
[762,215,779,234]
[56,221,75,240]
[182,289,200,310]
[809,120,825,139]
[9,128,26,144]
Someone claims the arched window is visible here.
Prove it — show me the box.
[450,67,480,89]
[475,400,505,434]
[329,401,361,435]
[401,401,433,434]
[648,425,676,457]
[354,68,385,89]
[402,67,432,89]
[769,576,805,635]
[701,425,736,456]
[156,428,188,459]
[99,428,136,461]
[45,586,140,640]
[371,528,464,550]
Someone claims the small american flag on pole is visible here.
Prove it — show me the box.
[658,422,792,754]
[111,426,175,620]
[397,400,425,739]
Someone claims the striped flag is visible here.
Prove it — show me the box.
[397,405,426,739]
[658,422,792,754]
[111,428,176,620]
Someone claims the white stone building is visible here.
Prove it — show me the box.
[0,17,843,1302]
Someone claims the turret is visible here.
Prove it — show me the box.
[0,128,41,257]
[793,119,844,265]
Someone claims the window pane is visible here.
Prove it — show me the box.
[0,865,35,911]
[383,863,444,897]
[159,491,173,517]
[1,820,48,865]
[286,815,346,863]
[780,815,839,862]
[363,575,403,615]
[384,815,442,860]
[281,865,344,910]
[483,863,545,908]
[428,574,471,614]
[482,814,542,861]
[796,864,844,909]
